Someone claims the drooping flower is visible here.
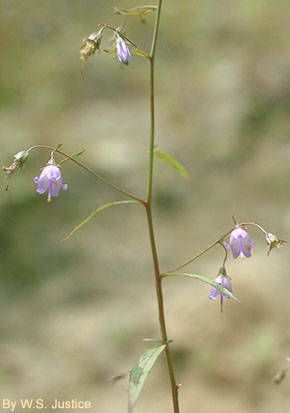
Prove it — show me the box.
[209,273,233,301]
[226,227,254,259]
[116,35,131,65]
[209,268,233,312]
[34,163,68,202]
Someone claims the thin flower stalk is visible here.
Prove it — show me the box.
[27,145,144,205]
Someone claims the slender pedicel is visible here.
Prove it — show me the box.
[27,145,144,204]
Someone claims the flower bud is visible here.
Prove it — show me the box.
[116,35,131,65]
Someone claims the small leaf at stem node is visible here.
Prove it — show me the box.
[154,150,190,179]
[128,345,166,410]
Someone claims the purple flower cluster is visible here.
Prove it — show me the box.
[209,226,254,310]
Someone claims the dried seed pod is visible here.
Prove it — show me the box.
[80,30,103,61]
[265,232,286,255]
[3,150,29,190]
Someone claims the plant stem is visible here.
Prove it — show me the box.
[219,241,228,268]
[98,23,140,49]
[240,222,268,234]
[145,1,180,412]
[166,229,233,274]
[27,145,144,204]
[145,207,180,412]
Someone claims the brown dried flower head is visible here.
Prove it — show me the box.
[3,150,29,190]
[80,30,103,61]
[265,232,287,255]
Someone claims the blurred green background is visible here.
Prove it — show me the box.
[1,1,290,412]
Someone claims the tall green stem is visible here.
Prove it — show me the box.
[145,1,180,412]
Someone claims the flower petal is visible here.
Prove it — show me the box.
[209,287,219,300]
[241,236,253,257]
[230,238,242,259]
[35,176,50,194]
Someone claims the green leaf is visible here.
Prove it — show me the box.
[128,345,165,410]
[58,149,86,165]
[154,150,190,179]
[131,48,149,58]
[142,338,163,343]
[62,200,138,241]
[70,149,86,158]
[163,273,239,301]
[103,49,117,58]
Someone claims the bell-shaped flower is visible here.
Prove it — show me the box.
[227,227,254,259]
[209,273,233,301]
[34,163,68,202]
[209,268,233,312]
[116,35,131,65]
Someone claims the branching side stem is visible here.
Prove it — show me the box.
[27,145,144,204]
[166,221,268,274]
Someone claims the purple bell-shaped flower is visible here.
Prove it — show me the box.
[227,227,254,259]
[34,160,68,202]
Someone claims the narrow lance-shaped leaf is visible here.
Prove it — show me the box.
[154,150,190,179]
[163,273,239,301]
[128,345,165,411]
[131,48,149,58]
[58,149,86,166]
[62,200,138,241]
[142,338,163,343]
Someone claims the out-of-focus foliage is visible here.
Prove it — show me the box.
[1,1,290,412]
